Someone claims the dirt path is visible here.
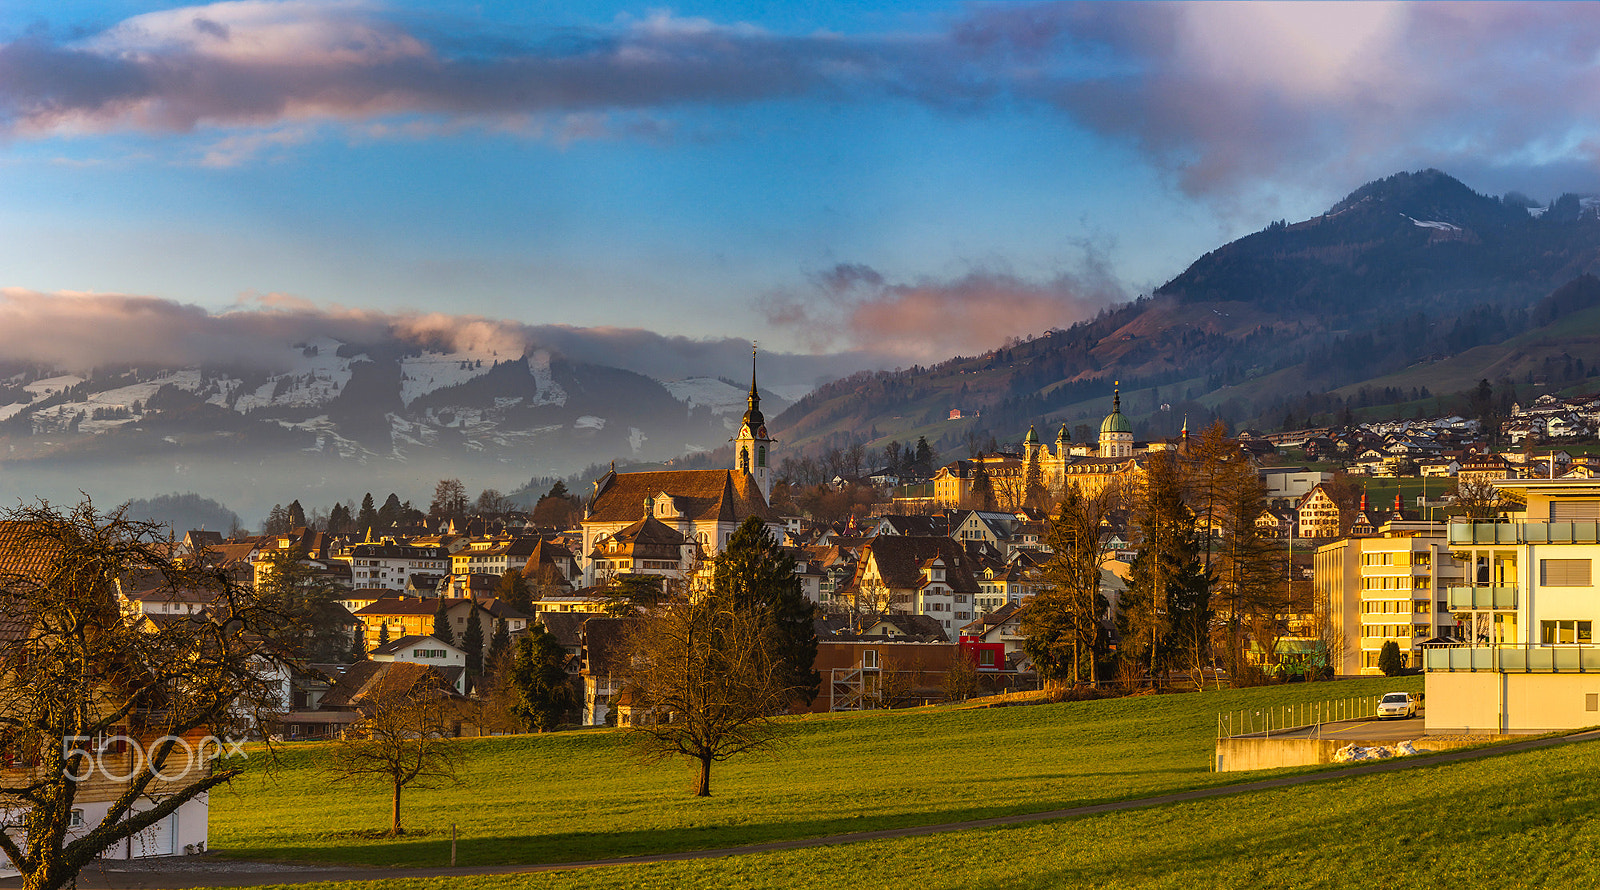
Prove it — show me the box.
[30,727,1600,890]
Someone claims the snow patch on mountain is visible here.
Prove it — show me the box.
[233,338,366,413]
[575,415,606,431]
[662,377,749,415]
[24,376,84,398]
[767,384,814,403]
[400,349,499,406]
[527,351,567,407]
[1408,216,1461,232]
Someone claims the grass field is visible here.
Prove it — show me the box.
[242,732,1600,890]
[212,676,1420,869]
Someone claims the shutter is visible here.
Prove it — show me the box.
[1541,558,1592,587]
[1550,501,1600,521]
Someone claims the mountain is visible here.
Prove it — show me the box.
[0,337,794,521]
[773,170,1600,460]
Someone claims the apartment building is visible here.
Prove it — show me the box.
[1427,480,1600,733]
[1313,523,1466,676]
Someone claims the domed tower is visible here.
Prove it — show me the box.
[1099,383,1133,459]
[1023,424,1042,464]
[1055,423,1071,459]
[733,344,775,503]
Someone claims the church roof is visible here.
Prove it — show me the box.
[587,469,772,524]
[1100,387,1132,435]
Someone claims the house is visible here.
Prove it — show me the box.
[811,617,959,712]
[339,540,449,592]
[1295,483,1346,539]
[1425,479,1600,732]
[586,511,695,587]
[281,660,461,740]
[579,617,640,726]
[959,601,1028,662]
[368,635,467,694]
[351,596,498,652]
[849,536,980,638]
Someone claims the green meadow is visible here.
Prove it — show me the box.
[212,676,1420,868]
[245,734,1600,890]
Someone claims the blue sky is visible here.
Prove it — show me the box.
[1,1,1597,373]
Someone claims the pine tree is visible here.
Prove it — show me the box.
[496,569,533,614]
[509,626,573,732]
[711,516,819,705]
[488,618,511,668]
[970,469,998,512]
[1118,452,1211,684]
[1022,483,1120,686]
[356,493,379,536]
[377,621,390,648]
[462,604,485,676]
[432,598,454,644]
[914,437,934,476]
[286,500,307,530]
[377,494,404,531]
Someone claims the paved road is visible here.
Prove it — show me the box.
[1250,714,1429,743]
[23,727,1600,890]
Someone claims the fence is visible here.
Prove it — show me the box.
[1216,695,1380,740]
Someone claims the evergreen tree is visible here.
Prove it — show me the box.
[377,493,404,531]
[508,626,573,732]
[377,621,390,648]
[462,604,485,675]
[1023,448,1047,511]
[914,437,934,476]
[1118,452,1211,684]
[432,598,454,644]
[263,504,289,535]
[711,516,819,706]
[1377,640,1405,677]
[356,493,379,536]
[327,503,352,535]
[487,618,511,668]
[496,569,534,614]
[970,469,998,512]
[286,500,307,530]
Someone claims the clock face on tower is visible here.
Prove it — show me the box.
[756,425,767,438]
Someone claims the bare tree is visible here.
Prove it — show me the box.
[620,599,793,797]
[474,488,514,517]
[327,682,461,836]
[1453,477,1505,519]
[429,479,470,525]
[0,500,286,890]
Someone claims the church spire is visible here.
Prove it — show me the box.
[747,342,760,414]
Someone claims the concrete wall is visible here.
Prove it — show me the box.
[1427,670,1600,734]
[1214,738,1339,772]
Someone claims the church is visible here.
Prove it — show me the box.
[933,386,1168,509]
[579,348,785,587]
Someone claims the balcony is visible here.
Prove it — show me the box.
[1423,643,1600,673]
[1446,585,1518,610]
[1448,520,1600,545]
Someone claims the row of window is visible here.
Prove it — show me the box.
[1360,576,1430,590]
[1362,624,1429,639]
[1540,620,1594,644]
[1359,600,1436,614]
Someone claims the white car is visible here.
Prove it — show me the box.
[1377,691,1417,719]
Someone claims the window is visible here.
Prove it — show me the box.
[979,650,996,667]
[1541,559,1592,587]
[69,809,83,828]
[862,649,879,670]
[1541,620,1593,644]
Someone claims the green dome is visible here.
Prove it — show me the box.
[1100,388,1132,435]
[1024,425,1039,445]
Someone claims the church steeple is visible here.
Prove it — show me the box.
[734,342,775,504]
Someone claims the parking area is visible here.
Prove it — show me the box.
[1262,713,1427,743]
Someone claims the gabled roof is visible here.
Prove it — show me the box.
[371,634,462,658]
[586,469,771,524]
[318,660,458,709]
[861,613,951,642]
[860,536,979,594]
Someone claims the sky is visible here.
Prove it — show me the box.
[2,1,1600,375]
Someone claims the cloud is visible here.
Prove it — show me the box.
[3,2,1595,198]
[0,288,868,384]
[762,254,1125,362]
